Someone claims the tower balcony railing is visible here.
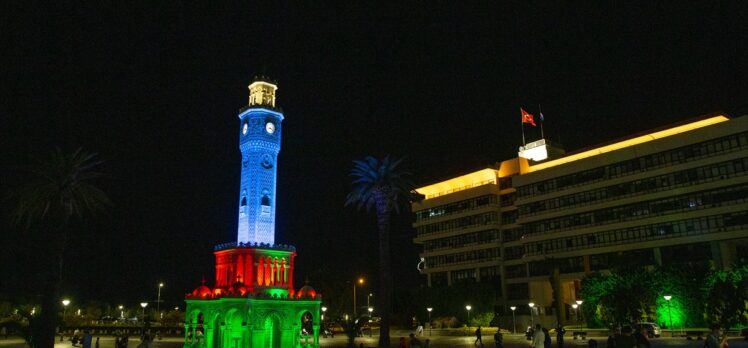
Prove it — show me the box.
[214,241,296,252]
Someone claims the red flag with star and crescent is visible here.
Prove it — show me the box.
[521,107,537,126]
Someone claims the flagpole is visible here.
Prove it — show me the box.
[520,108,526,146]
[538,104,545,139]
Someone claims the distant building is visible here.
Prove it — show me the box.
[412,114,748,326]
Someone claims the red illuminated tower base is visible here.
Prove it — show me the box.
[185,242,320,348]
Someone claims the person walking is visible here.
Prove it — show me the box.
[634,326,651,348]
[615,326,636,348]
[409,333,423,348]
[474,325,483,346]
[706,325,722,348]
[543,327,551,348]
[81,330,93,348]
[494,331,503,348]
[556,325,566,348]
[532,324,546,348]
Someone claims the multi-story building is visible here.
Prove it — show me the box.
[412,114,748,326]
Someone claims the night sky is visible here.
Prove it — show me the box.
[2,3,747,311]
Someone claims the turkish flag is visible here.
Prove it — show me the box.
[521,108,536,126]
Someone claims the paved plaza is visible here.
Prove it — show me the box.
[1,333,747,348]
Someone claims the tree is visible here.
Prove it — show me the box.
[10,149,110,347]
[703,263,748,330]
[346,156,420,348]
[579,269,654,327]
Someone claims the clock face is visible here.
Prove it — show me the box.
[242,122,248,135]
[265,122,276,134]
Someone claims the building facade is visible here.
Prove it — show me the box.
[412,114,748,327]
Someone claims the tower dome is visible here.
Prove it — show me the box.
[296,285,317,299]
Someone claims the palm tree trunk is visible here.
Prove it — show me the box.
[37,225,67,348]
[375,198,393,348]
[37,252,63,348]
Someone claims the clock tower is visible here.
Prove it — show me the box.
[236,78,283,245]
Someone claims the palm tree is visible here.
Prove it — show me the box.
[11,148,110,348]
[346,156,421,348]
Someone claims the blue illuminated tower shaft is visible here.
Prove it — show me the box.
[236,81,283,245]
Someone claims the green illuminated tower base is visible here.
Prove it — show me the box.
[184,243,321,348]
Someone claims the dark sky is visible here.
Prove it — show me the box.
[2,3,747,311]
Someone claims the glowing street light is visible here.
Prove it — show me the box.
[510,306,517,334]
[62,299,71,317]
[576,300,584,329]
[528,302,536,328]
[465,305,472,324]
[367,307,374,337]
[118,305,124,319]
[321,306,327,322]
[572,304,581,330]
[367,293,373,308]
[157,282,164,321]
[353,277,364,318]
[427,307,433,336]
[140,302,148,321]
[663,295,673,337]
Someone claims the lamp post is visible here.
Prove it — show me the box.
[157,282,164,321]
[576,300,584,330]
[572,304,579,330]
[353,277,364,318]
[367,293,372,308]
[663,295,673,337]
[321,306,327,322]
[118,305,124,319]
[140,302,148,322]
[465,305,472,324]
[427,308,433,336]
[528,302,535,328]
[367,307,374,337]
[510,306,517,334]
[62,299,71,317]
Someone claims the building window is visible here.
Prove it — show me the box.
[451,269,477,284]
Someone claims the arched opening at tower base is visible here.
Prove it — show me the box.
[263,313,282,348]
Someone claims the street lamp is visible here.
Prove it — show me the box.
[367,293,373,308]
[572,304,580,330]
[140,302,148,321]
[321,306,327,322]
[663,295,673,337]
[576,300,584,329]
[427,308,433,336]
[157,282,164,321]
[510,306,517,334]
[353,277,364,318]
[367,307,374,337]
[528,302,536,328]
[62,299,71,317]
[465,305,472,325]
[118,305,124,319]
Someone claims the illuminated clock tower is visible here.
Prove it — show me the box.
[185,78,320,348]
[237,79,283,245]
